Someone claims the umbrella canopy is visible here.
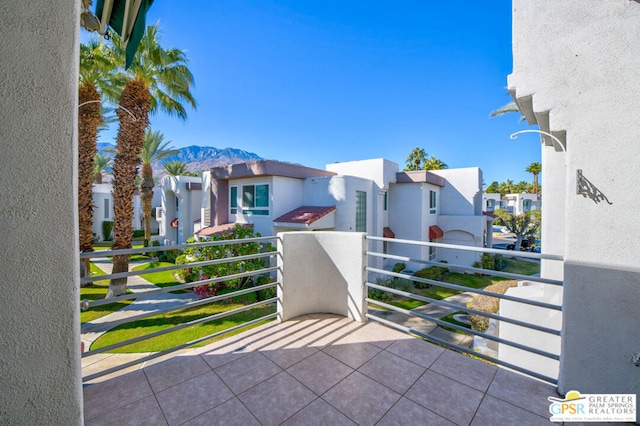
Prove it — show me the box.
[91,0,154,68]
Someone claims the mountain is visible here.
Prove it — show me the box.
[97,143,263,175]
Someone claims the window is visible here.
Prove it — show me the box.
[230,186,237,214]
[523,199,531,210]
[355,191,366,232]
[383,191,388,211]
[429,238,436,260]
[487,199,495,210]
[429,190,437,214]
[242,184,269,215]
[104,198,110,219]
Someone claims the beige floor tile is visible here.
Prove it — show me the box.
[155,371,234,426]
[321,371,401,426]
[377,397,456,426]
[85,395,167,426]
[386,337,444,368]
[181,397,260,426]
[143,354,211,393]
[83,370,153,421]
[429,349,497,392]
[487,367,559,418]
[406,370,484,426]
[238,372,316,426]
[281,398,357,426]
[358,350,426,394]
[293,316,362,348]
[471,395,551,426]
[214,351,282,394]
[286,351,354,395]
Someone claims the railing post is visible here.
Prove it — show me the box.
[277,232,367,322]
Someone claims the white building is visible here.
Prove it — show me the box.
[482,192,540,216]
[189,158,492,268]
[159,175,202,244]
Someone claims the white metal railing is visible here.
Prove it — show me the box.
[80,236,279,382]
[365,236,563,385]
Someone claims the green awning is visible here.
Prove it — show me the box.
[95,0,154,68]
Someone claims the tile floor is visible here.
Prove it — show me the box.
[83,314,563,425]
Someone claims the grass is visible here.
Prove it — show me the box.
[91,302,276,353]
[80,263,132,324]
[439,311,472,335]
[131,261,186,293]
[502,257,540,275]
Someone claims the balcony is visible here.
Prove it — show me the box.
[80,232,564,424]
[83,314,557,425]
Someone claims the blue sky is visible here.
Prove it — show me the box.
[93,1,540,185]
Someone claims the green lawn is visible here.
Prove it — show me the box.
[91,303,276,353]
[131,261,186,293]
[80,263,132,324]
[383,258,537,310]
[439,311,472,335]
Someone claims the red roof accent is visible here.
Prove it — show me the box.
[170,218,179,228]
[483,211,498,218]
[195,223,251,237]
[383,227,395,238]
[274,206,336,225]
[429,225,444,239]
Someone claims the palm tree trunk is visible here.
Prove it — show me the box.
[107,78,150,298]
[78,83,102,286]
[141,162,154,245]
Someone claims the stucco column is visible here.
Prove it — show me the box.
[277,232,367,322]
[0,1,83,424]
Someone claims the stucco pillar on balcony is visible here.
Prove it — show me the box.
[0,1,82,424]
[278,232,366,322]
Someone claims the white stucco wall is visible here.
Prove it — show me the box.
[278,232,366,322]
[510,0,640,401]
[430,167,483,216]
[160,176,201,244]
[0,2,83,423]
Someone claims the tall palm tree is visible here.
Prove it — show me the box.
[93,153,113,183]
[78,39,122,283]
[423,155,448,170]
[525,162,542,194]
[107,24,196,298]
[163,160,189,176]
[139,129,179,245]
[405,147,427,171]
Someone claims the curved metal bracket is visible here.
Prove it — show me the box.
[510,130,566,152]
[78,100,137,121]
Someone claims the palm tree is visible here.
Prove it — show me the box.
[139,129,179,245]
[93,153,113,184]
[107,24,196,298]
[78,39,122,283]
[405,147,427,171]
[525,162,542,194]
[163,160,189,176]
[423,155,448,170]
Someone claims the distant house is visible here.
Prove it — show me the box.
[162,158,493,268]
[482,192,540,216]
[92,183,159,241]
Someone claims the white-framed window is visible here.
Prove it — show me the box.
[355,191,367,232]
[104,198,110,219]
[242,184,269,215]
[429,190,437,214]
[230,186,238,214]
[429,238,436,260]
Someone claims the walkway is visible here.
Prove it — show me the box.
[83,314,559,425]
[81,259,198,374]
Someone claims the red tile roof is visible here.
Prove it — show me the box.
[483,211,498,218]
[274,206,337,225]
[195,223,251,237]
[383,227,395,238]
[429,225,444,239]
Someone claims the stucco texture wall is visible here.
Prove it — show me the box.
[510,0,640,404]
[0,1,83,424]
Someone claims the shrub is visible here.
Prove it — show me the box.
[493,254,505,271]
[102,221,113,241]
[467,280,518,332]
[175,254,196,282]
[413,266,447,288]
[255,275,277,301]
[368,276,413,301]
[152,240,161,247]
[392,263,406,273]
[132,230,145,238]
